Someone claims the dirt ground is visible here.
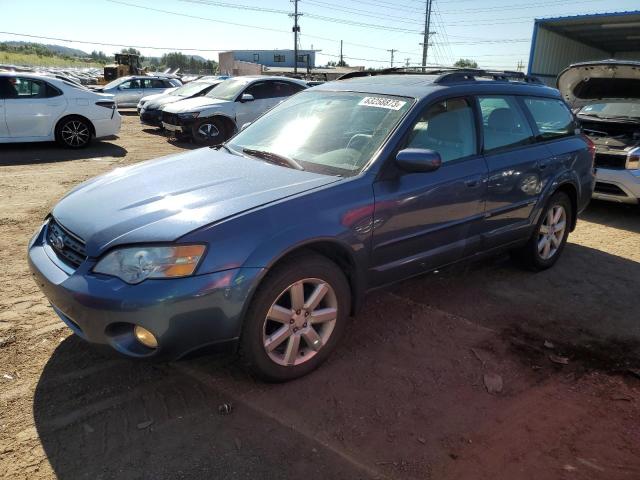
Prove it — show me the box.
[1,114,639,480]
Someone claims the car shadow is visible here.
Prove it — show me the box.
[32,337,368,479]
[0,141,127,166]
[579,199,640,234]
[141,128,200,150]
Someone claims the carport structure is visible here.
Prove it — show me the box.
[528,11,640,85]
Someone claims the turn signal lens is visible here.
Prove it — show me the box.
[627,147,640,170]
[134,325,158,348]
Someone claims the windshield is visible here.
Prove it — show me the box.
[579,102,640,120]
[103,78,126,90]
[227,91,413,176]
[173,81,215,97]
[205,78,249,100]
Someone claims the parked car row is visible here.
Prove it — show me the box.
[28,68,599,381]
[138,75,309,144]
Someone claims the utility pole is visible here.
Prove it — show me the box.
[290,0,302,74]
[421,0,433,68]
[387,49,396,68]
[340,40,344,66]
[405,57,411,67]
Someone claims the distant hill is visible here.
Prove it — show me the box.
[2,41,89,58]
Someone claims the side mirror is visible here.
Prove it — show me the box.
[240,93,254,102]
[241,122,252,131]
[396,148,442,173]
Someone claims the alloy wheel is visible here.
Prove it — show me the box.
[197,122,220,139]
[61,120,90,147]
[537,205,567,260]
[262,278,338,367]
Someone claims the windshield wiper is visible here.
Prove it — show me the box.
[242,148,304,170]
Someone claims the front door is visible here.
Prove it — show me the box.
[4,77,66,138]
[478,95,549,249]
[235,81,274,127]
[116,79,143,106]
[370,97,488,287]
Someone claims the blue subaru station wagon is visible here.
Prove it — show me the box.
[28,69,595,381]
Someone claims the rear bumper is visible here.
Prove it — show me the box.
[28,223,263,360]
[592,168,640,204]
[93,113,122,139]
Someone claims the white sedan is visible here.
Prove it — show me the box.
[0,73,121,148]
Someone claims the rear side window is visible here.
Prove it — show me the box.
[406,97,477,163]
[478,95,534,152]
[523,97,575,140]
[5,78,46,99]
[143,78,166,89]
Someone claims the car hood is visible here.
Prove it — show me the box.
[557,60,640,108]
[145,94,189,110]
[52,149,340,256]
[140,89,178,104]
[162,96,229,113]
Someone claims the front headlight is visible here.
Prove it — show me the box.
[94,245,206,284]
[178,111,200,119]
[627,147,640,170]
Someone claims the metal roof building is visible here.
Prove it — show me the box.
[528,11,640,85]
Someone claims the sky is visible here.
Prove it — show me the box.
[1,0,639,70]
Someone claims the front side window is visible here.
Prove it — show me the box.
[406,97,477,163]
[478,95,534,152]
[119,80,141,90]
[523,97,575,140]
[6,78,45,98]
[228,91,412,176]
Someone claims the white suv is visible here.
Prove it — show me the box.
[161,76,307,145]
[0,73,121,148]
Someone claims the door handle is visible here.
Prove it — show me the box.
[464,176,482,188]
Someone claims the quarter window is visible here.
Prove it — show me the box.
[523,97,575,140]
[478,96,534,152]
[406,97,477,163]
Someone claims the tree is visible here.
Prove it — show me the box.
[454,58,478,69]
[327,60,349,67]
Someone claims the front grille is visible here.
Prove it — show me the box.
[594,182,627,197]
[594,152,626,169]
[46,219,87,268]
[161,111,179,125]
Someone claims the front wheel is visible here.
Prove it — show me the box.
[240,253,351,382]
[513,191,572,270]
[192,117,228,146]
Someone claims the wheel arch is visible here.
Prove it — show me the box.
[199,113,237,137]
[553,181,578,231]
[244,239,366,320]
[55,114,96,137]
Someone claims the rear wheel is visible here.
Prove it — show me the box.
[192,117,228,146]
[240,254,350,382]
[55,117,92,148]
[513,191,572,270]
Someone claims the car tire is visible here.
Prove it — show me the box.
[192,117,228,146]
[512,191,572,271]
[55,116,93,149]
[240,253,351,382]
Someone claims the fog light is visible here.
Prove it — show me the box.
[134,325,158,348]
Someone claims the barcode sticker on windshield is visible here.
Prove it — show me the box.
[358,97,406,110]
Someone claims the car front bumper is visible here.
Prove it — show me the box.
[28,223,263,359]
[140,109,162,127]
[593,168,640,204]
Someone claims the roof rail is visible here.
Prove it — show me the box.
[337,66,543,84]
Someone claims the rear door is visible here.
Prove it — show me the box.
[478,95,549,249]
[370,96,488,286]
[143,78,168,98]
[4,77,66,138]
